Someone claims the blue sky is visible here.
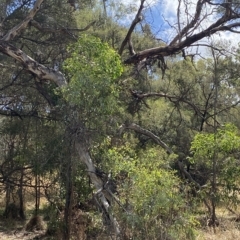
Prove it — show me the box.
[115,0,185,42]
[144,1,176,42]
[117,0,239,56]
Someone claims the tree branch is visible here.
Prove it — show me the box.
[119,122,201,188]
[129,91,202,116]
[119,122,173,154]
[2,0,44,41]
[75,140,121,236]
[118,0,145,56]
[124,2,240,64]
[0,40,67,87]
[30,20,96,35]
[171,0,206,45]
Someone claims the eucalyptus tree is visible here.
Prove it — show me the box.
[1,0,240,237]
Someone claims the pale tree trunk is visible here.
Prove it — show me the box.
[75,141,121,236]
[0,1,121,235]
[0,39,122,238]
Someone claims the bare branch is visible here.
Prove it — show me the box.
[129,91,201,116]
[190,43,238,57]
[124,2,240,65]
[119,122,201,188]
[118,0,145,56]
[177,0,182,42]
[2,0,44,41]
[119,122,173,154]
[30,20,96,34]
[170,0,207,45]
[0,40,67,87]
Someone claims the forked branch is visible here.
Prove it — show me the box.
[118,0,145,56]
[124,1,240,64]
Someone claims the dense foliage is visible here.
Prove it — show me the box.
[1,1,240,239]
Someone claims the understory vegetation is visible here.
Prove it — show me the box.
[0,0,240,239]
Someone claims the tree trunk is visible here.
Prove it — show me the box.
[0,2,121,232]
[4,183,11,217]
[63,157,73,240]
[18,167,25,219]
[75,141,121,236]
[34,175,40,216]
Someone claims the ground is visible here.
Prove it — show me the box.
[0,217,46,240]
[196,214,240,240]
[0,216,240,240]
[0,193,239,239]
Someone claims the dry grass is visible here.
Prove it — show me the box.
[0,183,49,240]
[197,224,240,240]
[196,207,240,240]
[1,182,240,240]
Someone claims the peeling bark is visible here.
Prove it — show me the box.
[75,141,121,236]
[2,0,44,41]
[0,40,67,86]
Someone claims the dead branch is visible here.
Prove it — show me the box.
[2,0,44,41]
[118,0,145,56]
[124,1,240,65]
[30,20,96,35]
[171,0,207,45]
[0,40,66,86]
[119,122,173,154]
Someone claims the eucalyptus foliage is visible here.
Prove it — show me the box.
[93,138,197,240]
[190,124,240,207]
[63,35,123,126]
